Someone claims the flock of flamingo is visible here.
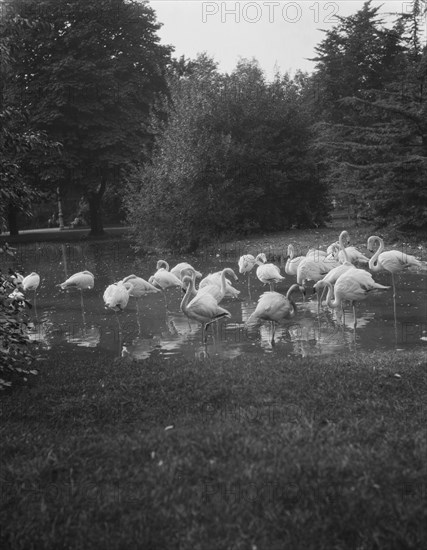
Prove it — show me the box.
[2,231,425,347]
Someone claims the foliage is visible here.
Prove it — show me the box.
[126,56,330,252]
[0,14,61,232]
[311,0,427,231]
[1,0,172,235]
[0,271,36,390]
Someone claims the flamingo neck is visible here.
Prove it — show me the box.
[286,283,301,313]
[338,231,350,264]
[323,281,340,308]
[157,260,169,271]
[287,245,294,260]
[255,253,266,265]
[368,236,384,272]
[220,268,232,295]
[180,275,195,313]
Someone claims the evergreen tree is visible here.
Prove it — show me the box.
[311,0,427,231]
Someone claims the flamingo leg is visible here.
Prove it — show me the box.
[391,272,396,300]
[135,300,142,336]
[115,312,122,357]
[392,292,398,346]
[162,290,169,310]
[271,321,276,345]
[352,301,357,330]
[80,289,85,312]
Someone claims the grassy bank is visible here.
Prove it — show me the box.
[1,349,426,549]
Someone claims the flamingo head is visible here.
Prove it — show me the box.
[156,259,168,270]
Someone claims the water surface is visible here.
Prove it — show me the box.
[4,239,426,362]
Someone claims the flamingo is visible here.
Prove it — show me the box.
[199,270,240,298]
[326,241,340,256]
[103,281,133,312]
[120,274,161,317]
[367,235,425,299]
[22,271,41,309]
[103,281,134,336]
[285,245,305,277]
[58,270,95,309]
[239,253,267,293]
[296,255,340,295]
[306,248,328,261]
[314,233,356,311]
[195,268,238,304]
[148,260,184,308]
[256,254,285,291]
[245,284,304,344]
[181,274,231,343]
[328,232,369,265]
[314,269,390,331]
[169,261,202,281]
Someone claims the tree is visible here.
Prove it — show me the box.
[3,0,171,235]
[0,12,60,234]
[310,0,427,231]
[125,55,330,251]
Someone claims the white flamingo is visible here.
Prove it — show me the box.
[327,231,369,265]
[22,271,41,309]
[314,233,357,312]
[238,253,261,292]
[58,270,95,309]
[256,254,285,291]
[314,269,390,330]
[285,245,305,277]
[103,281,134,335]
[120,274,161,313]
[306,248,328,261]
[196,268,238,304]
[148,260,184,308]
[367,235,426,299]
[181,274,231,343]
[169,261,202,281]
[296,254,340,295]
[199,270,240,298]
[245,284,304,344]
[103,281,133,312]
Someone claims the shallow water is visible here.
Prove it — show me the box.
[4,240,427,362]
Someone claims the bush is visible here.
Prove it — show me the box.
[0,271,37,390]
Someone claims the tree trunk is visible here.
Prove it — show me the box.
[88,176,107,236]
[7,203,19,236]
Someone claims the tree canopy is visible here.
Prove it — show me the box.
[126,56,329,251]
[1,0,171,234]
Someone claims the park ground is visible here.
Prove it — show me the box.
[1,217,426,549]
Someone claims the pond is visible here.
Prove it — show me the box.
[4,239,427,362]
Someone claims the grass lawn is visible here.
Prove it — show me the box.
[1,348,426,549]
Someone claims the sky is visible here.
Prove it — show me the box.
[150,0,419,79]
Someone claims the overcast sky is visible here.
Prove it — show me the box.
[151,1,418,79]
